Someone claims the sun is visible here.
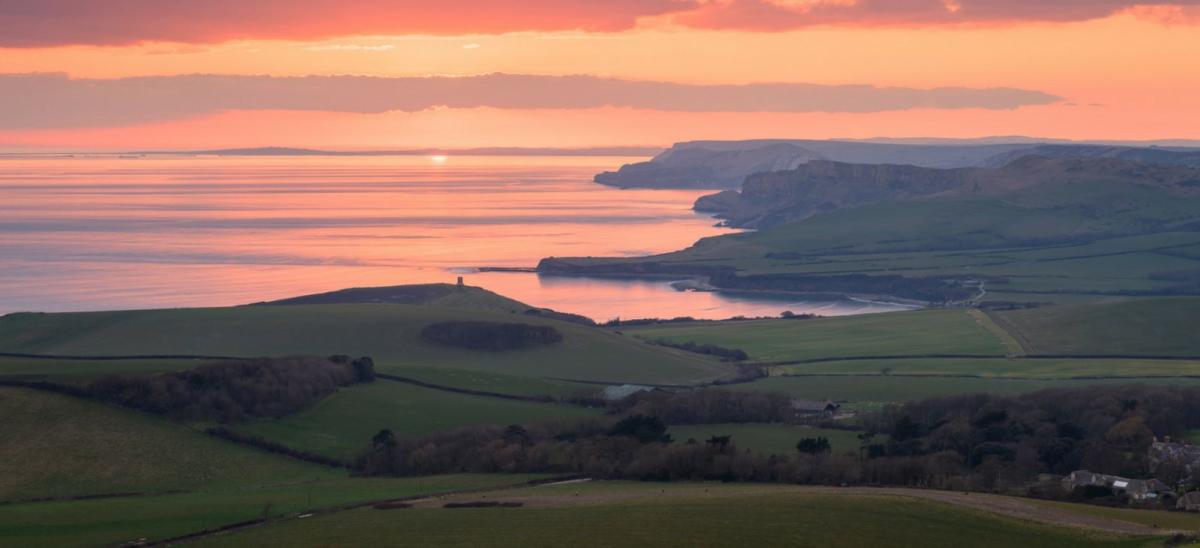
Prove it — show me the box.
[429,155,449,164]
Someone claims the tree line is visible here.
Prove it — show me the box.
[86,355,375,423]
[354,384,1200,502]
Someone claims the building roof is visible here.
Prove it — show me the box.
[791,399,839,412]
[600,384,656,401]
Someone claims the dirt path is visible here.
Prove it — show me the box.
[420,483,1177,537]
[968,309,1027,357]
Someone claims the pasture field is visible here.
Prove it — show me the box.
[668,424,868,456]
[386,365,595,398]
[0,387,339,502]
[727,375,1200,405]
[230,380,600,460]
[193,483,1155,548]
[625,309,1009,362]
[0,474,547,548]
[990,298,1200,357]
[0,303,729,385]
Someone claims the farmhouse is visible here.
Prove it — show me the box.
[600,384,665,401]
[1149,437,1200,478]
[1061,471,1172,501]
[791,399,840,417]
[1179,492,1200,512]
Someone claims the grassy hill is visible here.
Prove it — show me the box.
[0,303,728,385]
[0,387,339,501]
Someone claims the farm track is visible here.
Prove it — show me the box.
[425,484,1182,537]
[145,476,584,546]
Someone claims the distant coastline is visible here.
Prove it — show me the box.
[0,146,664,158]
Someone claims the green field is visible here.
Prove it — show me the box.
[990,298,1200,356]
[386,365,597,398]
[0,303,729,385]
[231,380,600,460]
[0,387,340,502]
[668,424,869,456]
[193,484,1152,548]
[626,309,1009,362]
[0,474,546,548]
[728,375,1200,405]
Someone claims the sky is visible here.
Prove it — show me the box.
[2,0,1199,150]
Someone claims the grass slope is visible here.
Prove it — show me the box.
[0,303,728,385]
[0,474,546,548]
[231,381,599,460]
[0,387,338,502]
[0,356,202,380]
[991,298,1200,356]
[195,486,1149,548]
[626,309,1009,362]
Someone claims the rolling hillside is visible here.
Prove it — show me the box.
[0,302,729,385]
[0,387,338,501]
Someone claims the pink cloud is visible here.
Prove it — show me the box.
[0,0,691,47]
[672,1,1200,30]
[2,1,1198,47]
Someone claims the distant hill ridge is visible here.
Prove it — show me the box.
[695,155,1200,229]
[595,139,1200,190]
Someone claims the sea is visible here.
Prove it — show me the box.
[0,154,911,320]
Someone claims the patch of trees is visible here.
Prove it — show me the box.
[354,384,1200,499]
[522,308,596,326]
[602,312,817,327]
[608,389,792,425]
[420,321,563,351]
[647,339,749,361]
[708,273,976,303]
[858,385,1200,492]
[354,417,862,484]
[87,355,375,423]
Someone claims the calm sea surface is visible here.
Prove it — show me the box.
[0,155,909,320]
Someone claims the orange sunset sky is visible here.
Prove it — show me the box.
[2,0,1199,150]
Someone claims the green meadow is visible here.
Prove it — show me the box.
[0,474,547,548]
[0,387,338,502]
[231,380,599,460]
[626,309,1010,362]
